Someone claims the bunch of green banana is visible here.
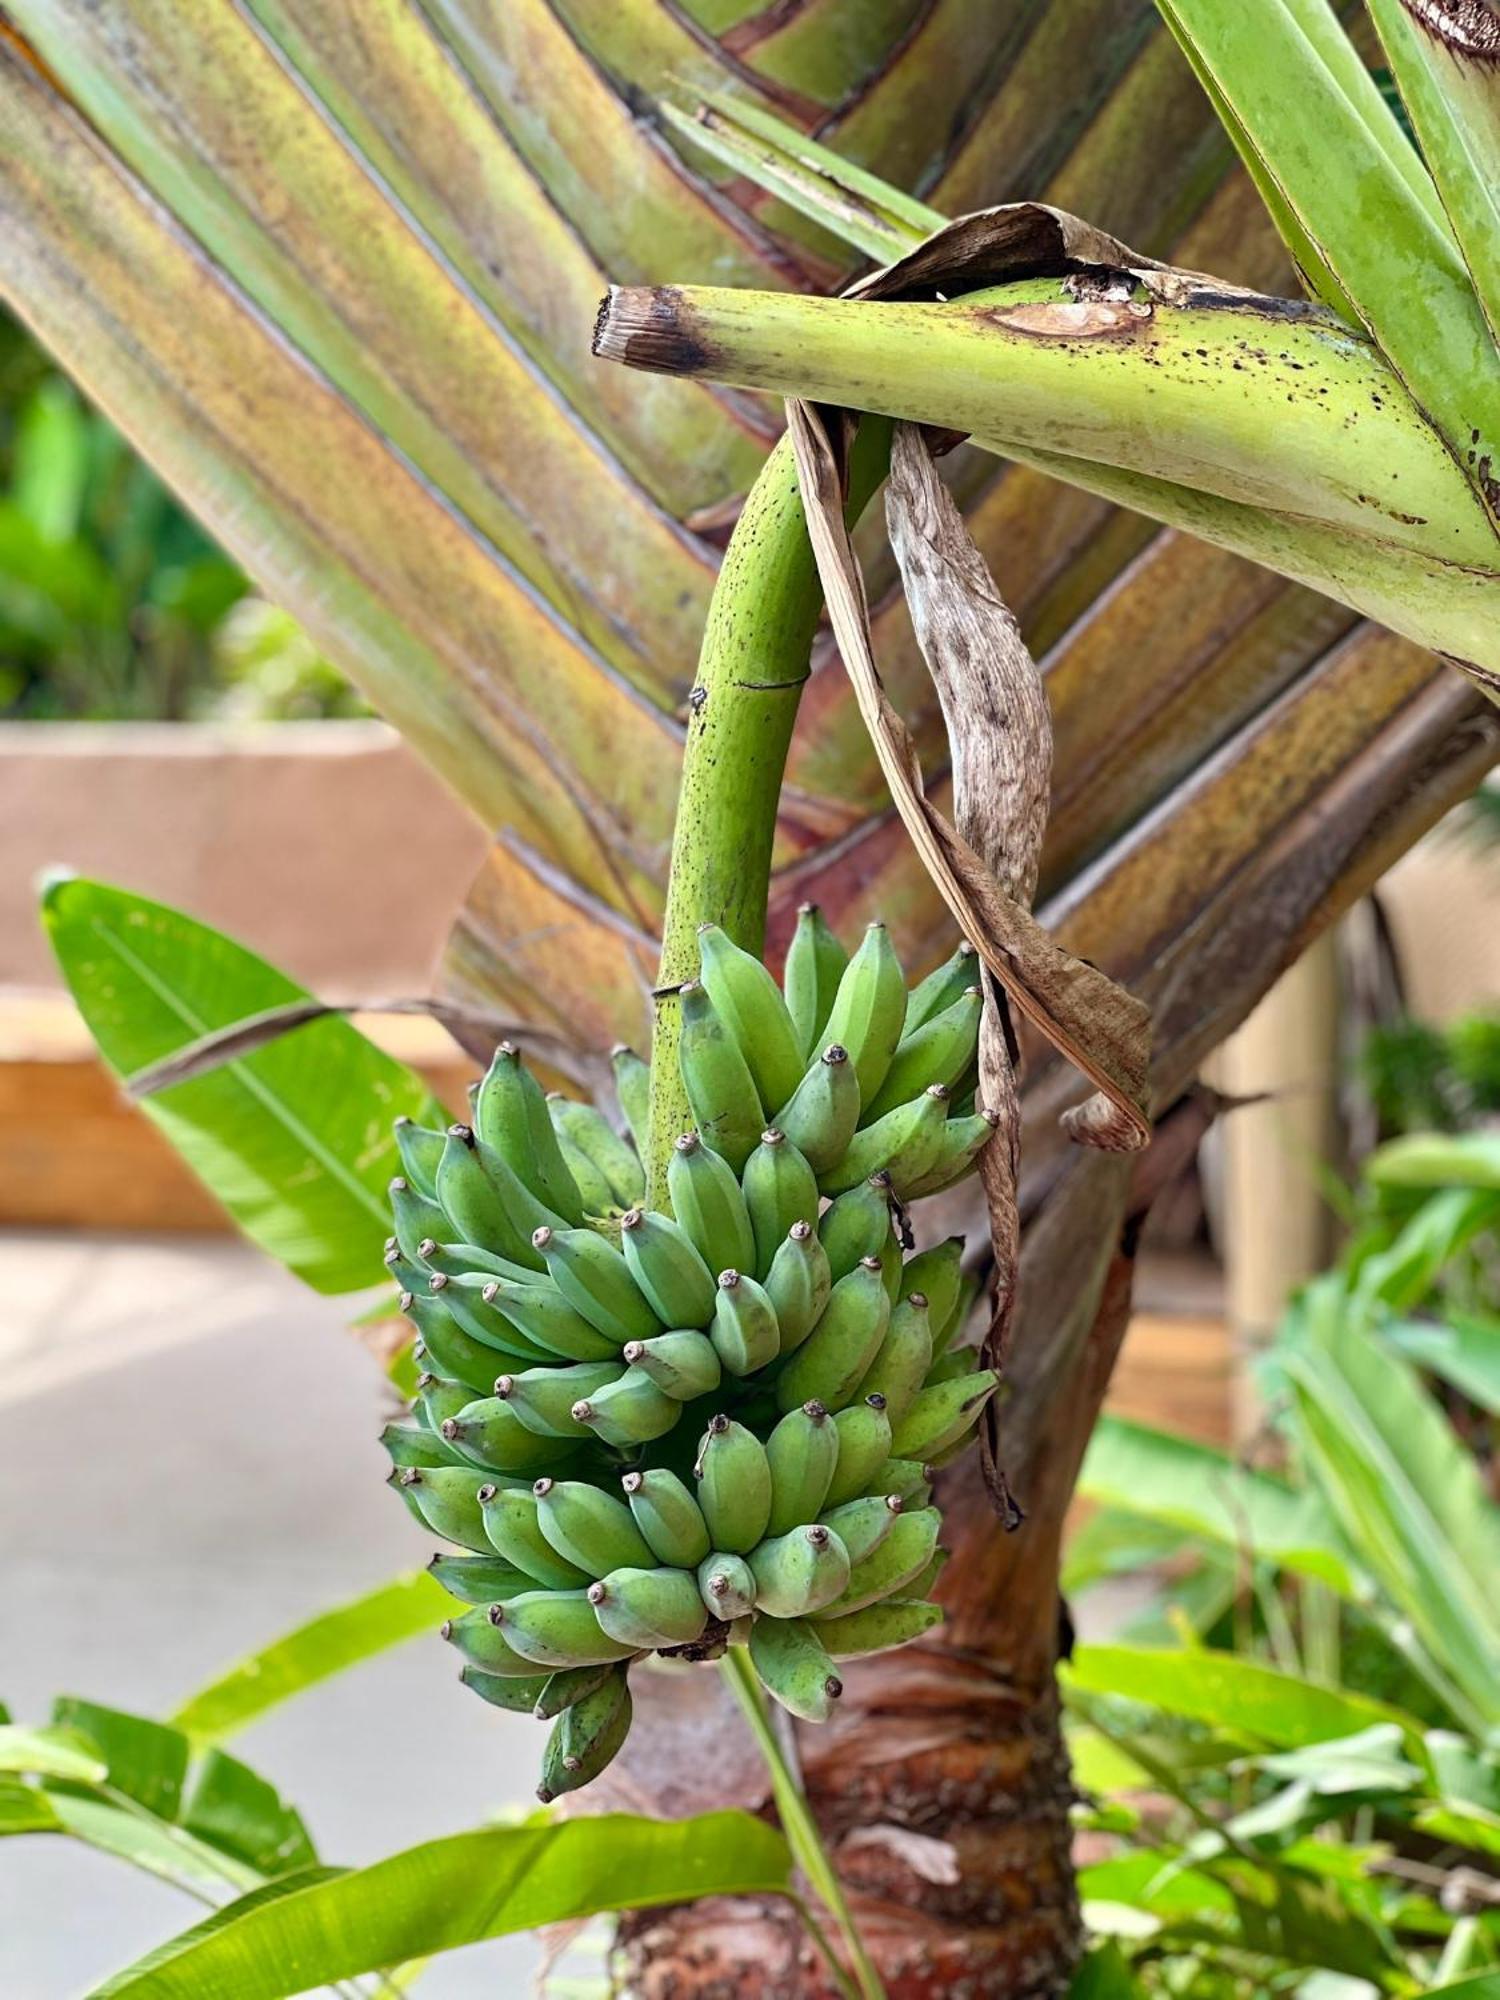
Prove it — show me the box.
[384,916,1000,1800]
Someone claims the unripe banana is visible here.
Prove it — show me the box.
[610,1044,652,1157]
[389,1176,448,1262]
[413,1238,532,1285]
[695,1414,772,1553]
[924,1347,977,1387]
[819,1493,903,1565]
[864,1456,933,1504]
[494,1590,638,1669]
[620,1330,722,1402]
[494,1361,624,1438]
[534,1477,655,1577]
[902,940,978,1036]
[908,1547,950,1597]
[549,1128,616,1216]
[479,1484,591,1588]
[820,920,907,1105]
[619,1206,716,1327]
[748,1523,852,1618]
[623,1468,711,1568]
[532,1658,621,1721]
[667,1131,757,1278]
[381,1420,459,1472]
[864,985,983,1124]
[697,922,806,1113]
[901,1239,965,1352]
[709,1268,781,1376]
[473,1043,585,1225]
[764,1221,832,1354]
[531,1225,662,1345]
[822,1394,894,1508]
[749,1615,843,1722]
[856,1294,933,1426]
[427,1271,551,1363]
[698,1551,757,1619]
[774,1259,890,1413]
[441,1605,548,1676]
[772,1044,860,1175]
[742,1130,821,1279]
[817,1597,944,1659]
[571,1366,680,1446]
[810,1506,942,1619]
[817,1176,892,1282]
[764,1401,838,1538]
[428,1552,535,1604]
[414,1371,472,1435]
[818,1085,950,1199]
[392,1117,445,1200]
[394,1465,495,1552]
[436,1125,553,1268]
[876,1226,904,1304]
[400,1291,496,1394]
[479,1274,622,1362]
[461,1664,552,1712]
[782,902,849,1059]
[537,1666,632,1801]
[677,980,765,1171]
[549,1094,645,1209]
[898,1109,1001,1200]
[931,1266,982,1360]
[890,1370,1000,1460]
[440,1398,576,1477]
[589,1567,708,1649]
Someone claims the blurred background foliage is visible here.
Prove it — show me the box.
[0,309,359,721]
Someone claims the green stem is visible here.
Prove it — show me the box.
[644,421,890,1205]
[720,1649,886,2000]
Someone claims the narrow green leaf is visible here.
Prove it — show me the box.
[179,1750,317,1878]
[42,878,442,1294]
[1365,1130,1500,1191]
[50,1700,188,1820]
[1417,1978,1500,2000]
[87,1813,792,1999]
[46,1791,263,1899]
[1352,1185,1500,1310]
[1383,1310,1500,1414]
[171,1573,450,1744]
[0,1723,108,1784]
[0,1780,61,1836]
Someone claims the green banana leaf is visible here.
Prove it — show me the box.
[42,877,444,1293]
[86,1811,792,1999]
[1067,1940,1149,1996]
[1383,1310,1500,1416]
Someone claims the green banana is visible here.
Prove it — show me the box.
[901,1239,966,1352]
[392,1117,445,1199]
[772,1043,860,1174]
[441,1606,548,1676]
[747,1523,852,1618]
[414,1371,472,1435]
[531,1225,662,1345]
[571,1366,681,1446]
[924,1348,977,1386]
[677,979,765,1171]
[890,1370,1000,1460]
[697,921,805,1113]
[440,1397,575,1477]
[492,1590,638,1669]
[428,1272,552,1362]
[460,1664,552,1712]
[623,1468,711,1568]
[818,1084,951,1198]
[479,1484,591,1588]
[401,1292,497,1394]
[610,1044,651,1156]
[774,1258,890,1413]
[436,1125,538,1264]
[823,1395,894,1508]
[811,1507,942,1620]
[763,1221,832,1354]
[619,1206,716,1327]
[550,1129,616,1216]
[428,1552,535,1604]
[817,1597,944,1659]
[819,1494,904,1565]
[709,1268,781,1376]
[537,1667,632,1801]
[495,1361,623,1438]
[876,1225,904,1304]
[666,1131,756,1278]
[695,1415,772,1553]
[534,1477,655,1576]
[698,1551,758,1620]
[864,985,982,1123]
[820,920,907,1105]
[479,1274,623,1362]
[742,1129,820,1279]
[748,1616,843,1722]
[413,1238,533,1284]
[908,1548,950,1598]
[764,1401,838,1538]
[532,1659,622,1720]
[620,1330,722,1402]
[782,902,850,1061]
[817,1177,892,1282]
[898,1109,1001,1200]
[389,1176,448,1262]
[864,1457,933,1503]
[549,1094,645,1209]
[856,1294,934,1426]
[931,1266,981,1360]
[588,1566,708,1649]
[902,940,978,1036]
[393,1465,491,1552]
[381,1420,457,1471]
[472,1042,585,1224]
